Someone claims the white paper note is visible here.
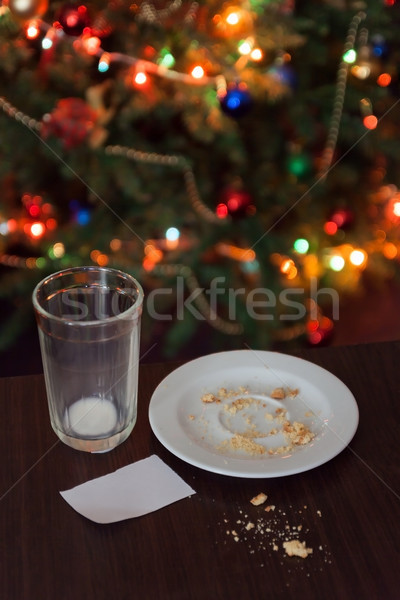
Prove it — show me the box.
[60,454,196,524]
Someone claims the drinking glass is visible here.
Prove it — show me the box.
[32,266,144,452]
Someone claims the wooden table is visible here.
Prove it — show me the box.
[1,341,399,599]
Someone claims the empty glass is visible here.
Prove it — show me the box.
[32,266,144,452]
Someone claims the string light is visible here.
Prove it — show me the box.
[191,65,205,79]
[81,35,101,55]
[165,226,180,250]
[377,73,391,87]
[280,258,297,279]
[134,71,147,85]
[324,221,338,235]
[329,254,345,271]
[343,49,357,64]
[216,203,228,219]
[250,48,263,61]
[29,222,46,238]
[26,20,40,39]
[349,248,367,267]
[98,52,110,73]
[363,114,378,129]
[238,39,253,55]
[293,238,309,254]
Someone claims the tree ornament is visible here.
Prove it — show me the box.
[219,83,252,118]
[41,98,98,149]
[7,0,48,21]
[55,3,90,37]
[217,185,254,218]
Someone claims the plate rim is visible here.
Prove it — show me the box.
[148,349,359,478]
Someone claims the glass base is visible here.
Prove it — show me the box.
[52,418,136,453]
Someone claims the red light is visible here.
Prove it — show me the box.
[7,219,17,233]
[363,115,378,130]
[377,73,392,87]
[216,203,228,219]
[28,204,41,217]
[324,221,338,235]
[46,218,58,230]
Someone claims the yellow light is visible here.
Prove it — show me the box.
[393,201,400,217]
[250,48,263,61]
[30,222,45,238]
[329,255,345,271]
[135,71,147,85]
[53,242,65,258]
[226,11,240,25]
[26,20,40,39]
[191,65,205,79]
[238,40,252,55]
[349,249,367,267]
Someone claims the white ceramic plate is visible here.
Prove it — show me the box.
[148,350,359,478]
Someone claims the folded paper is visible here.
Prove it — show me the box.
[60,454,196,524]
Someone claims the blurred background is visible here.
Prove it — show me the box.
[1,0,400,376]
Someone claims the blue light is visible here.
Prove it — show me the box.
[76,209,91,226]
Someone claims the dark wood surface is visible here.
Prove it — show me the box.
[1,341,399,599]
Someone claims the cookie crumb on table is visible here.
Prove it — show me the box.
[283,539,313,558]
[250,493,268,506]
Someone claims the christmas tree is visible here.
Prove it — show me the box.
[0,0,399,361]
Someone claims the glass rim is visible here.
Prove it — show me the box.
[32,266,144,326]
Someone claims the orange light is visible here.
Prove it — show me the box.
[110,238,122,251]
[383,242,398,259]
[363,115,378,130]
[280,258,297,279]
[82,35,101,55]
[377,73,392,87]
[97,253,109,266]
[30,222,46,238]
[144,243,163,263]
[90,249,101,262]
[142,257,156,271]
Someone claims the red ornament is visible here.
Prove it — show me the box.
[41,98,97,149]
[55,3,90,37]
[217,186,255,218]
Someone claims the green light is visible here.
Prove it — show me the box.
[159,52,175,69]
[343,49,357,64]
[293,238,309,254]
[35,257,46,269]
